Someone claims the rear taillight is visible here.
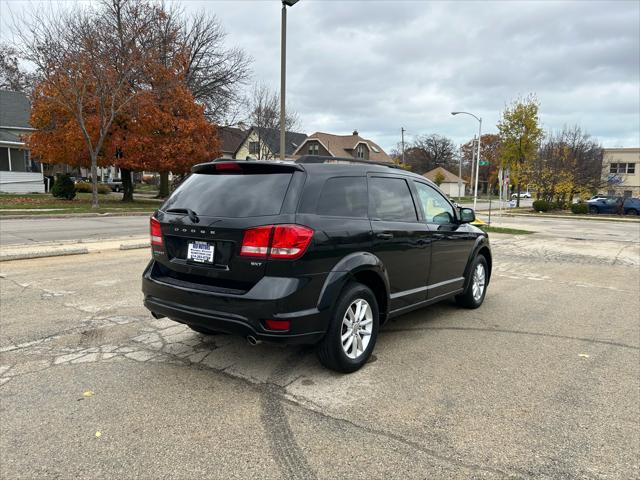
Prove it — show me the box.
[240,224,314,260]
[270,225,314,259]
[264,319,291,331]
[240,225,272,257]
[150,217,163,246]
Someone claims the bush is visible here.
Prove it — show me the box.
[75,182,111,194]
[571,203,588,214]
[532,199,550,212]
[51,174,76,200]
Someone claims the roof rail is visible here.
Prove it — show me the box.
[296,155,401,169]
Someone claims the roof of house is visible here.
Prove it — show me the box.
[217,126,248,154]
[0,90,31,128]
[423,166,466,184]
[252,127,307,156]
[295,131,391,162]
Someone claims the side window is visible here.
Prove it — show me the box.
[368,177,417,222]
[317,177,368,218]
[414,182,456,224]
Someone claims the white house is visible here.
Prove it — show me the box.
[423,166,467,198]
[0,90,44,193]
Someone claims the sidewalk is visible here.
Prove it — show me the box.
[0,236,149,262]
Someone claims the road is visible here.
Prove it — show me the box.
[2,210,639,246]
[1,219,638,479]
[0,215,149,245]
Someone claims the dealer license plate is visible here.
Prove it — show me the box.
[187,241,215,264]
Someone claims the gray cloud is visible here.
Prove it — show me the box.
[2,0,638,150]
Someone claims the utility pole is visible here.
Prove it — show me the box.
[401,127,406,164]
[470,135,476,198]
[279,2,287,161]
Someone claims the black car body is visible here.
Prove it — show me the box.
[142,157,492,372]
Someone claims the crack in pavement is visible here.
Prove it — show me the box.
[381,326,640,350]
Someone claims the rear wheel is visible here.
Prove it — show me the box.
[588,206,599,214]
[317,282,379,373]
[626,208,638,216]
[187,324,221,335]
[456,255,488,309]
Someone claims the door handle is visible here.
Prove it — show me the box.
[376,233,393,239]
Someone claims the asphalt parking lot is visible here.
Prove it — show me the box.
[1,218,639,479]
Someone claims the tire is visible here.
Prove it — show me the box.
[626,209,638,216]
[187,324,221,335]
[456,255,488,309]
[588,206,599,214]
[317,282,379,373]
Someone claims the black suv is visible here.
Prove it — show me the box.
[142,156,492,372]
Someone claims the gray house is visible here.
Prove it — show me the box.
[0,90,44,193]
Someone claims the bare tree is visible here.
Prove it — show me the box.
[16,0,151,208]
[245,83,299,160]
[403,134,456,173]
[0,43,35,93]
[182,11,251,124]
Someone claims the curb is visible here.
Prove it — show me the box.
[497,213,640,223]
[0,211,154,220]
[119,243,150,250]
[0,247,89,262]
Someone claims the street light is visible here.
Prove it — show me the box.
[451,111,482,210]
[279,0,300,160]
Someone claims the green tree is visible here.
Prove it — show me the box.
[433,171,446,186]
[497,95,543,206]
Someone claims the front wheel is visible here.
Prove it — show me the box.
[456,255,488,309]
[588,206,599,214]
[317,282,379,373]
[626,208,638,216]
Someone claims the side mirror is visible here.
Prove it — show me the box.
[459,207,475,224]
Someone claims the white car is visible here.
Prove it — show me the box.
[511,192,532,199]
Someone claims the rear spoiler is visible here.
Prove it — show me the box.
[192,160,304,174]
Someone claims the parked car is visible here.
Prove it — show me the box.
[589,194,608,200]
[101,179,123,192]
[586,196,623,214]
[511,191,532,199]
[623,197,640,215]
[142,157,492,372]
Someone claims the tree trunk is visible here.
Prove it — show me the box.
[515,158,522,208]
[121,168,134,202]
[90,154,99,208]
[158,171,170,198]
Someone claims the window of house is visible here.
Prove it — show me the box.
[356,144,366,159]
[9,149,27,172]
[316,177,368,218]
[308,143,319,155]
[0,148,9,171]
[249,141,260,155]
[368,177,417,222]
[624,190,633,198]
[628,163,636,174]
[609,163,618,174]
[610,163,636,174]
[607,189,616,196]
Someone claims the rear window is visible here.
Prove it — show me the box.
[317,177,368,218]
[162,172,293,217]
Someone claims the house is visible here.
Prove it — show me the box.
[423,166,466,198]
[601,147,639,198]
[293,130,391,163]
[217,126,248,159]
[234,126,307,160]
[0,90,45,193]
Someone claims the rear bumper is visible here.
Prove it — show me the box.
[142,261,329,345]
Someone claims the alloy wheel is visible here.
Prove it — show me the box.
[471,263,486,302]
[341,299,373,359]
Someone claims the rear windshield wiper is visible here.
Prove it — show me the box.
[165,208,200,223]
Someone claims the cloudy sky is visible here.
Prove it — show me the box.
[1,0,639,152]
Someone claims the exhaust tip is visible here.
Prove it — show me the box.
[246,335,261,346]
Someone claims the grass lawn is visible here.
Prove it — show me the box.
[481,226,535,235]
[134,183,159,193]
[0,193,161,216]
